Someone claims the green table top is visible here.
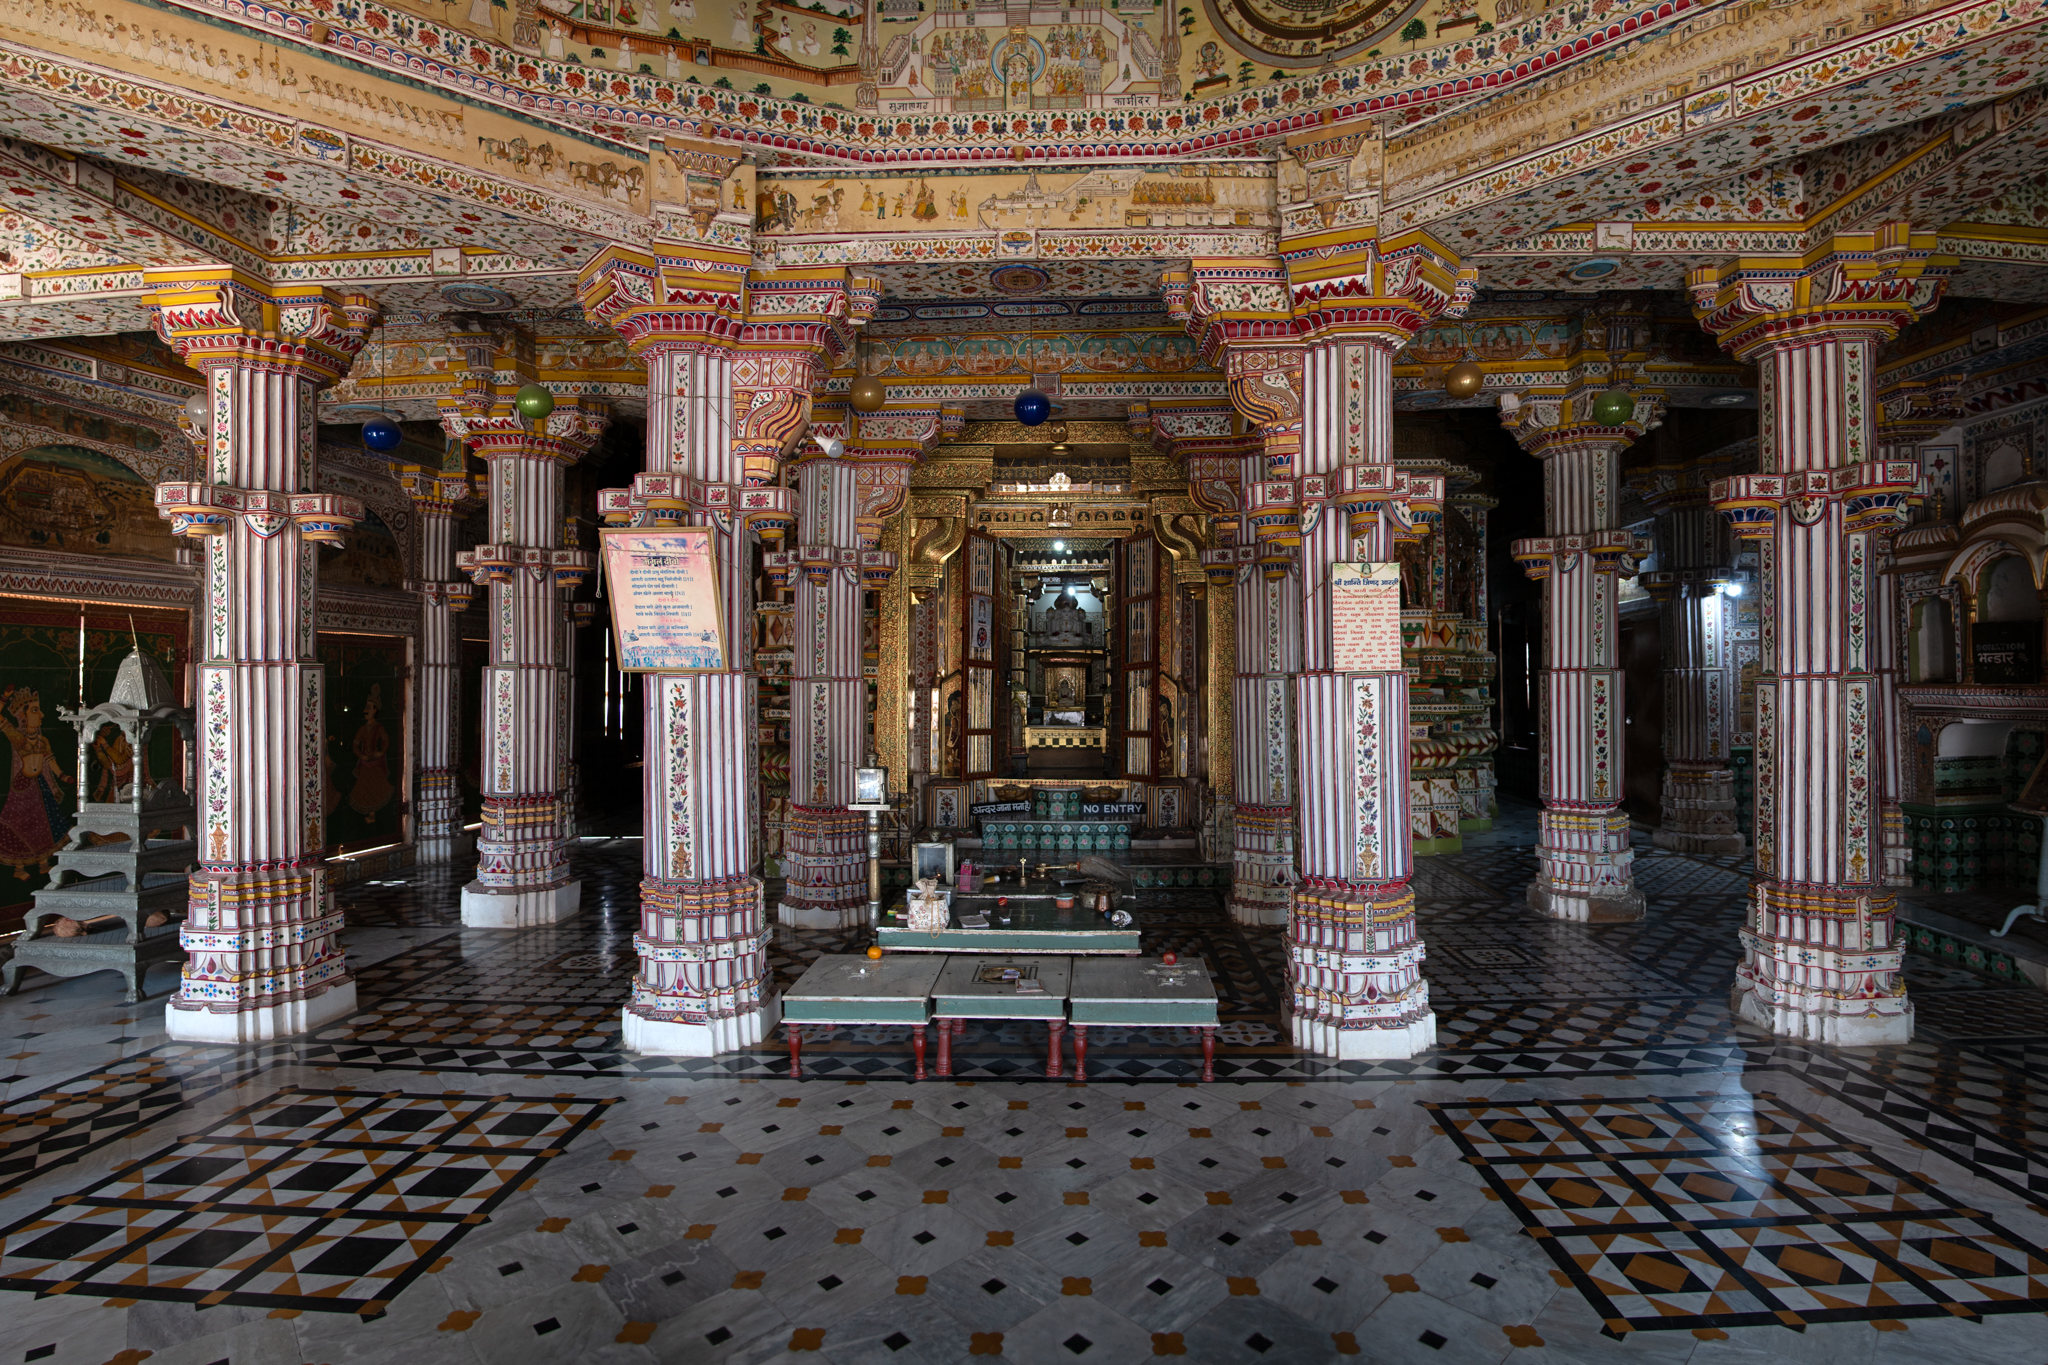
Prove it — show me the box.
[930,954,1072,1019]
[782,954,945,1025]
[1067,955,1220,1027]
[877,892,1140,955]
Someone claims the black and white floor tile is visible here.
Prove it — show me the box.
[1,809,2046,1363]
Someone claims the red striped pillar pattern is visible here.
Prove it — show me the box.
[623,342,786,1054]
[1290,336,1439,1060]
[396,467,478,865]
[1655,575,1746,856]
[1504,391,1659,922]
[448,400,605,929]
[146,270,378,1044]
[580,246,862,1056]
[1228,423,1304,925]
[775,454,877,929]
[1693,226,1949,1045]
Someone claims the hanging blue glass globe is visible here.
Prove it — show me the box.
[362,415,402,451]
[1014,389,1051,426]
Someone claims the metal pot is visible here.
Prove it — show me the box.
[1082,883,1115,916]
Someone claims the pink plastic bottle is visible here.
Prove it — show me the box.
[956,860,974,892]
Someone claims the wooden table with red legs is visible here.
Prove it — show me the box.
[928,954,1072,1079]
[1067,955,1221,1082]
[779,954,945,1080]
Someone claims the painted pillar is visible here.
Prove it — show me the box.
[1449,490,1499,836]
[444,394,607,928]
[1692,223,1951,1045]
[1644,496,1746,856]
[772,451,875,929]
[1281,229,1472,1056]
[1502,388,1663,922]
[581,232,864,1055]
[146,268,377,1043]
[397,460,478,864]
[1874,383,1959,885]
[1163,268,1300,927]
[1213,393,1302,930]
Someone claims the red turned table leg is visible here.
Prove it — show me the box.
[1046,1019,1065,1079]
[912,1022,928,1081]
[936,1017,952,1077]
[1070,1025,1087,1080]
[1200,1027,1216,1083]
[788,1025,802,1080]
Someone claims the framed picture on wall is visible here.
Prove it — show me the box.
[927,781,968,831]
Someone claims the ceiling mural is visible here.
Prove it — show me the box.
[856,326,1203,379]
[866,260,1176,299]
[393,0,1493,111]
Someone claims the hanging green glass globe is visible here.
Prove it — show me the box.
[1590,387,1635,426]
[515,383,555,419]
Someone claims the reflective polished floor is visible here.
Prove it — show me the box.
[1,802,2045,1364]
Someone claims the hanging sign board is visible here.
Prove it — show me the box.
[1331,561,1403,671]
[599,527,729,672]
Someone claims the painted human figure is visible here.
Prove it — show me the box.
[349,684,396,821]
[90,722,134,804]
[1003,40,1033,103]
[0,688,72,879]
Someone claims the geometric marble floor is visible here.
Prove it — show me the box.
[1,802,2045,1363]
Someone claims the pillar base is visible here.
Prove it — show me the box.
[1527,875,1646,923]
[1291,1010,1437,1060]
[165,979,358,1044]
[461,878,582,928]
[1228,881,1290,927]
[777,898,871,931]
[1730,881,1913,1044]
[1652,829,1746,855]
[622,994,781,1057]
[415,830,476,865]
[1656,766,1743,856]
[1730,974,1913,1046]
[1531,807,1641,921]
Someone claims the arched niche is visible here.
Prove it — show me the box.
[1980,554,2042,623]
[1983,438,2029,495]
[1972,554,2044,685]
[1909,596,1955,682]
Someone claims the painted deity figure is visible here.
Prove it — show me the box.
[349,685,396,820]
[1002,41,1033,104]
[0,687,71,879]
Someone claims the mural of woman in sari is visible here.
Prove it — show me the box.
[0,687,72,878]
[349,684,395,821]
